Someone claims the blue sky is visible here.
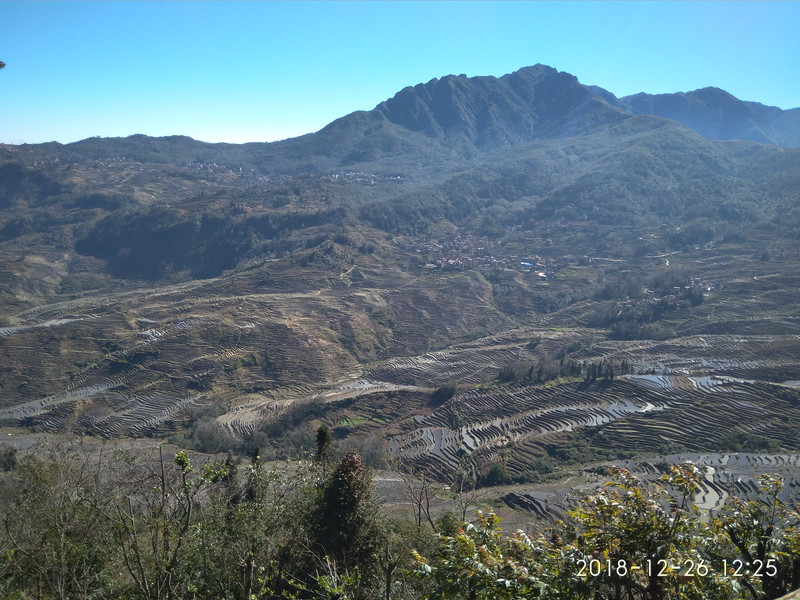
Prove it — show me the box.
[2,1,798,145]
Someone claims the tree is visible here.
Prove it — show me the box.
[0,443,16,471]
[192,452,315,600]
[565,464,733,600]
[309,450,383,597]
[430,383,457,407]
[414,464,752,600]
[390,456,441,532]
[377,519,439,600]
[453,458,487,524]
[113,447,210,600]
[413,509,547,600]
[713,474,800,599]
[315,424,333,472]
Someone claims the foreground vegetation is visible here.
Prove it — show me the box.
[1,439,799,600]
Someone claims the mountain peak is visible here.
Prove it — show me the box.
[373,63,624,152]
[301,64,799,171]
[507,63,558,77]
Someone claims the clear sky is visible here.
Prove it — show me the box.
[2,1,798,145]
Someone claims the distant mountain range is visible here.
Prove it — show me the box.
[272,64,800,167]
[616,85,800,147]
[315,64,800,160]
[2,64,799,284]
[8,64,799,173]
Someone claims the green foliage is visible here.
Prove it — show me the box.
[565,464,729,600]
[718,429,782,453]
[713,474,800,599]
[413,509,548,600]
[0,441,121,599]
[0,444,16,471]
[415,465,800,600]
[495,364,517,384]
[311,451,382,578]
[234,352,258,369]
[478,463,511,487]
[1,445,800,600]
[190,453,317,600]
[243,399,329,459]
[315,424,333,466]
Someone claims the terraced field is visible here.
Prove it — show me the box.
[2,209,800,500]
[383,374,800,479]
[0,254,511,440]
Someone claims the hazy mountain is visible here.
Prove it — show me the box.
[310,64,800,166]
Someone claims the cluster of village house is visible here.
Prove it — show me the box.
[325,171,402,185]
[70,156,397,190]
[403,233,720,294]
[401,233,558,278]
[421,254,555,278]
[185,165,400,188]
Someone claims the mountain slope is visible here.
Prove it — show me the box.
[618,87,800,147]
[373,65,628,152]
[314,63,800,166]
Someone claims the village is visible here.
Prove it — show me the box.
[402,230,577,279]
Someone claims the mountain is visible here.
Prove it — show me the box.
[2,64,799,298]
[1,65,800,489]
[306,65,800,171]
[617,86,800,147]
[314,64,800,163]
[10,64,797,175]
[372,65,628,150]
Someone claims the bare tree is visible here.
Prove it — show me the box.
[0,439,118,599]
[113,446,204,600]
[389,456,441,532]
[453,458,488,523]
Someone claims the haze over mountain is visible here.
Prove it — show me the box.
[617,86,800,147]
